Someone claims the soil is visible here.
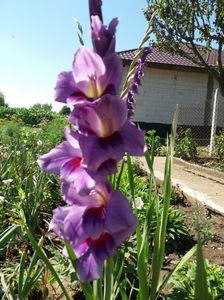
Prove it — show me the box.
[166,196,224,268]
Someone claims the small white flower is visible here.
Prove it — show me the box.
[37,140,43,146]
[135,197,144,210]
[2,179,13,185]
[16,151,21,155]
[0,196,5,202]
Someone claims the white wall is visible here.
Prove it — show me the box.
[131,67,208,125]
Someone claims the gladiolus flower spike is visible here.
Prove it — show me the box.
[126,47,151,118]
[38,0,146,282]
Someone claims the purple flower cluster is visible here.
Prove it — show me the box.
[126,48,151,118]
[38,0,146,282]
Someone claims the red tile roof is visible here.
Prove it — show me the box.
[118,46,224,69]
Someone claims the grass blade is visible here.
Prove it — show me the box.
[22,266,44,297]
[116,159,125,190]
[0,224,20,249]
[150,143,172,300]
[18,252,26,299]
[126,155,135,204]
[156,244,197,297]
[194,238,209,300]
[25,227,71,300]
[104,257,114,300]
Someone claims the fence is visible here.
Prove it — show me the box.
[174,88,224,155]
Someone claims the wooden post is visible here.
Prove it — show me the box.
[209,88,219,156]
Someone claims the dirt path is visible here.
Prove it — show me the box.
[140,156,224,215]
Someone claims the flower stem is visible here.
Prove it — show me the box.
[104,257,114,300]
[93,278,103,300]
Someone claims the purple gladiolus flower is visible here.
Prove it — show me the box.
[126,47,151,118]
[89,0,103,22]
[70,95,146,170]
[50,181,136,244]
[54,47,122,104]
[38,0,147,283]
[37,128,117,195]
[50,181,136,282]
[91,16,119,57]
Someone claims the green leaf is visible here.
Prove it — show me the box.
[126,155,135,203]
[157,244,197,297]
[0,224,20,250]
[116,160,125,190]
[194,238,209,300]
[22,266,44,297]
[18,252,26,299]
[25,227,71,300]
[104,257,114,300]
[150,137,173,300]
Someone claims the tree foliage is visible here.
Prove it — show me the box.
[145,0,224,96]
[0,92,6,107]
[59,105,71,115]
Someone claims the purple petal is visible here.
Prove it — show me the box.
[78,133,124,171]
[119,121,146,156]
[61,160,116,202]
[82,207,105,239]
[49,206,71,237]
[75,248,104,282]
[37,141,79,174]
[92,232,116,260]
[74,232,116,282]
[54,71,77,103]
[91,16,119,57]
[61,162,97,195]
[61,181,82,204]
[105,191,136,244]
[64,127,81,151]
[71,95,127,137]
[75,109,145,170]
[97,159,117,176]
[61,181,94,204]
[108,18,119,36]
[89,0,103,21]
[102,54,122,93]
[50,205,88,247]
[72,47,106,99]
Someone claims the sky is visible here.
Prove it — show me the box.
[0,0,148,111]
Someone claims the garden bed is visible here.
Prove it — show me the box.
[166,198,224,266]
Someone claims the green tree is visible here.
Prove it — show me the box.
[145,0,224,96]
[59,105,71,115]
[0,92,6,106]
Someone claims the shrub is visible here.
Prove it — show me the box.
[0,120,23,145]
[192,203,213,244]
[175,128,197,160]
[39,114,68,152]
[149,207,189,251]
[166,261,224,299]
[17,104,55,126]
[0,106,17,119]
[0,104,56,126]
[145,130,161,155]
[170,184,187,206]
[214,130,224,160]
[0,92,7,107]
[59,105,71,115]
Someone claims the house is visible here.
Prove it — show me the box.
[118,47,224,142]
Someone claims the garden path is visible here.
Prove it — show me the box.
[140,157,224,215]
